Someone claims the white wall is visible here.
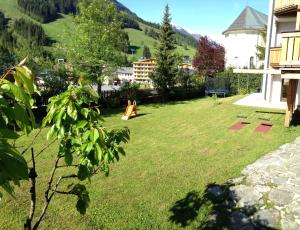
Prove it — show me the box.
[224,32,264,69]
[274,21,296,47]
[271,75,283,103]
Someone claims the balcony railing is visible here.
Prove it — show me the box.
[270,47,282,67]
[281,31,300,66]
[270,31,300,67]
[274,0,300,12]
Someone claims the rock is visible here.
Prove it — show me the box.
[230,211,253,230]
[286,205,300,218]
[229,185,263,208]
[229,176,245,185]
[271,176,289,186]
[268,189,294,206]
[246,171,272,186]
[290,165,300,178]
[254,185,271,194]
[253,209,280,229]
[281,216,300,230]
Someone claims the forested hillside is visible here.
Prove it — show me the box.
[0,0,197,63]
[17,0,77,23]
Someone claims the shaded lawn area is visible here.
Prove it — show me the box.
[1,96,299,229]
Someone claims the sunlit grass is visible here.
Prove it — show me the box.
[0,96,299,229]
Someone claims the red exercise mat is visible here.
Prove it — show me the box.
[229,121,250,131]
[255,123,273,133]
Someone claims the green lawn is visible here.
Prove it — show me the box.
[1,96,299,229]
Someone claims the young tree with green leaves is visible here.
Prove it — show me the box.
[0,60,130,230]
[63,0,129,93]
[256,31,266,62]
[150,5,178,100]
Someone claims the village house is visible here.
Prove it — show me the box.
[115,67,134,83]
[235,0,300,127]
[223,6,268,69]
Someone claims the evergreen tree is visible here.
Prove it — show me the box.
[150,5,177,99]
[143,45,151,59]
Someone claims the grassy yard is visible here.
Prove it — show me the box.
[1,96,299,229]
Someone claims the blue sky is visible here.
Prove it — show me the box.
[118,0,269,41]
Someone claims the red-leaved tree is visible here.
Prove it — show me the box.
[193,36,225,78]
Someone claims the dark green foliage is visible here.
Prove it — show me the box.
[0,64,37,197]
[120,82,140,101]
[151,5,178,99]
[120,12,141,30]
[214,69,262,95]
[17,0,78,23]
[0,12,15,73]
[14,18,50,46]
[143,46,151,59]
[40,66,73,96]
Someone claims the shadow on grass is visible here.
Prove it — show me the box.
[169,183,277,229]
[291,109,300,127]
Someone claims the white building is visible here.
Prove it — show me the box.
[223,7,268,69]
[235,0,300,127]
[115,67,134,83]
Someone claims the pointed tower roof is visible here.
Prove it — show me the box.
[223,6,267,35]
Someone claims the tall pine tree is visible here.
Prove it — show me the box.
[143,45,151,59]
[150,5,177,99]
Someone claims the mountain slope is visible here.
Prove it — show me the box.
[0,0,196,60]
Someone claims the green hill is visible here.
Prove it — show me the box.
[0,0,196,61]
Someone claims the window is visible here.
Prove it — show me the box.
[281,79,288,102]
[249,56,254,69]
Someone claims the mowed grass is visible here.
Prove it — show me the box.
[1,96,299,229]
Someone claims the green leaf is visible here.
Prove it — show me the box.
[0,141,28,196]
[0,129,20,140]
[47,125,56,140]
[90,128,99,143]
[70,184,90,215]
[78,165,89,181]
[95,143,102,162]
[77,120,88,129]
[81,108,89,118]
[67,103,77,120]
[64,151,73,166]
[14,67,35,95]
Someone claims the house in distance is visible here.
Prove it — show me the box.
[223,6,268,69]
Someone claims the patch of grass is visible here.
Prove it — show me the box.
[1,96,299,229]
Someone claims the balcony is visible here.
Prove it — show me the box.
[270,31,300,67]
[274,0,300,15]
[270,47,282,67]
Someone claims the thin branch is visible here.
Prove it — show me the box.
[28,139,57,162]
[24,148,38,230]
[22,129,42,155]
[32,156,61,230]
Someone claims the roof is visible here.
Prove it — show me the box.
[116,67,133,74]
[223,6,268,35]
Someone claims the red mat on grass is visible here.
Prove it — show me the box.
[229,121,250,130]
[255,123,273,133]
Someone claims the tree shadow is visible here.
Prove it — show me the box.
[169,182,278,229]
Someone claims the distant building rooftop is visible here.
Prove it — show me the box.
[116,67,133,74]
[223,6,267,35]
